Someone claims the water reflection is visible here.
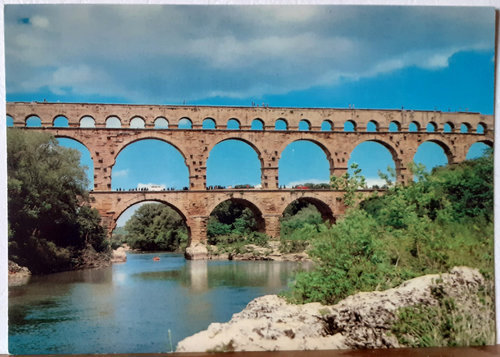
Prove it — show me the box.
[9,252,309,354]
[134,259,310,293]
[189,261,208,292]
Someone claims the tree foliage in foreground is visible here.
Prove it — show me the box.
[123,203,188,251]
[8,129,108,274]
[286,151,494,305]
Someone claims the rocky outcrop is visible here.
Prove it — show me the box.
[8,260,31,287]
[208,241,311,262]
[111,246,127,263]
[176,267,487,352]
[71,245,112,270]
[185,243,209,260]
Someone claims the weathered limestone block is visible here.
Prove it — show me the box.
[185,243,209,260]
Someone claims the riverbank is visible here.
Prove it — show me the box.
[8,260,31,287]
[176,266,494,352]
[8,245,118,286]
[186,241,311,262]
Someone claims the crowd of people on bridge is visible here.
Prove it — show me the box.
[113,184,337,192]
[114,187,188,192]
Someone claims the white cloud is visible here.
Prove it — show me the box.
[365,178,388,188]
[113,169,129,178]
[266,6,321,23]
[4,5,494,103]
[31,15,49,29]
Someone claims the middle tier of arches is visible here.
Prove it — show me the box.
[45,128,490,192]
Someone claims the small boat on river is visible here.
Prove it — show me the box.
[153,256,160,261]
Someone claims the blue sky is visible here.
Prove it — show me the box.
[4,5,494,225]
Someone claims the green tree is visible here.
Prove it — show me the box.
[124,203,188,251]
[7,129,108,273]
[330,163,367,206]
[207,201,259,244]
[286,152,494,305]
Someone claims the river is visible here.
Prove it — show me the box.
[8,252,309,354]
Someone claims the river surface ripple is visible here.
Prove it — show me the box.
[9,252,309,354]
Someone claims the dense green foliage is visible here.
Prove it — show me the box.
[123,203,188,251]
[111,226,128,249]
[280,202,326,253]
[8,129,108,274]
[207,201,258,239]
[205,200,270,253]
[286,152,494,305]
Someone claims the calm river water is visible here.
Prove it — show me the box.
[9,252,308,354]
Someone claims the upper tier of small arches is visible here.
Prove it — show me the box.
[7,102,493,135]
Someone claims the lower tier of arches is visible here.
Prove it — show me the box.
[90,189,365,244]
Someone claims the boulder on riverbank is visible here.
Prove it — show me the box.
[8,260,31,287]
[185,243,209,260]
[111,246,127,263]
[208,241,311,262]
[71,245,112,270]
[176,267,491,352]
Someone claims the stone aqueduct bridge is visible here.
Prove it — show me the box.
[7,102,494,244]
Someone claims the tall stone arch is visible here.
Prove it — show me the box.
[112,135,192,189]
[282,196,335,223]
[207,197,266,237]
[206,137,265,187]
[348,138,402,183]
[278,138,334,180]
[111,198,191,243]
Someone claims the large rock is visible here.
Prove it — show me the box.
[111,246,127,263]
[8,260,31,287]
[208,241,311,262]
[176,267,487,352]
[185,243,209,260]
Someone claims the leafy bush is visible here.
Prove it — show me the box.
[285,152,494,305]
[280,204,326,254]
[286,210,391,304]
[207,200,267,248]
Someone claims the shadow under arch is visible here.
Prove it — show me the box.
[474,139,494,147]
[113,199,191,243]
[80,115,95,128]
[25,115,42,127]
[466,140,493,159]
[54,134,92,153]
[106,115,122,128]
[208,197,266,233]
[53,115,69,127]
[129,116,146,128]
[113,136,189,165]
[417,139,453,163]
[209,137,264,165]
[282,196,335,223]
[226,118,241,130]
